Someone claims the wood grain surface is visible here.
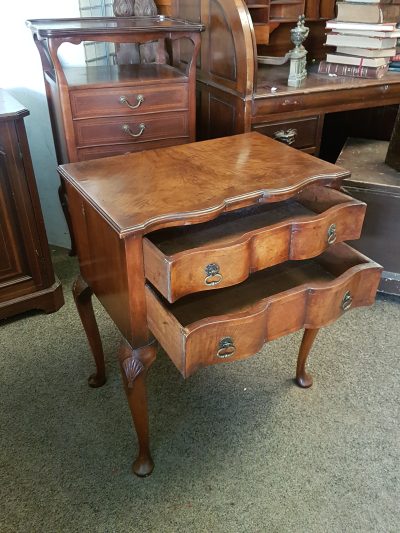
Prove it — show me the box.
[59,132,350,236]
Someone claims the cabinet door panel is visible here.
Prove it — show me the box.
[0,124,41,301]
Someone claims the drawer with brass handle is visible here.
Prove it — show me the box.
[74,111,189,147]
[143,185,366,303]
[145,243,382,378]
[252,115,323,154]
[69,78,189,119]
[76,137,189,160]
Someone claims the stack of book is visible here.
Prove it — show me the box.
[318,1,400,79]
[388,46,400,71]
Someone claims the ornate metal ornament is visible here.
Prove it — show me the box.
[205,263,223,286]
[341,291,353,312]
[327,223,337,245]
[216,337,236,358]
[119,94,144,109]
[273,128,297,145]
[122,123,146,137]
[288,15,309,88]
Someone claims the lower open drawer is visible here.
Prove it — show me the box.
[145,243,382,378]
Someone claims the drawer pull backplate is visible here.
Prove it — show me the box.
[122,123,146,138]
[342,291,352,312]
[205,263,223,286]
[273,128,297,145]
[327,223,337,245]
[216,337,236,358]
[119,94,144,109]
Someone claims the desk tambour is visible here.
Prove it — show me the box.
[58,132,381,476]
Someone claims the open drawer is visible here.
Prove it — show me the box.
[143,185,366,303]
[145,243,382,378]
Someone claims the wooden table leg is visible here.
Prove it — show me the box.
[385,106,400,171]
[118,338,157,477]
[58,182,76,256]
[72,275,106,388]
[295,328,319,388]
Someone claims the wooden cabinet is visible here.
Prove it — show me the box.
[26,16,203,250]
[0,90,63,319]
[58,132,381,476]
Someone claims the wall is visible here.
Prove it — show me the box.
[0,0,84,248]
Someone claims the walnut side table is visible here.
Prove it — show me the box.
[58,132,381,476]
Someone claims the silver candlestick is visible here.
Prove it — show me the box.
[288,15,309,88]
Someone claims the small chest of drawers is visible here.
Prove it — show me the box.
[27,16,204,251]
[59,132,381,477]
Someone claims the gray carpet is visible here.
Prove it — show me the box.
[1,248,399,533]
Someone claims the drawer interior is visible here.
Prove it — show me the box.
[150,243,373,327]
[145,185,360,255]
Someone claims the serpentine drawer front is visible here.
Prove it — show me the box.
[145,243,381,378]
[143,185,366,303]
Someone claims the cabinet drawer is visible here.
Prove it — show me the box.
[76,137,189,161]
[70,83,188,119]
[74,111,188,147]
[252,116,322,151]
[143,185,366,303]
[146,243,382,378]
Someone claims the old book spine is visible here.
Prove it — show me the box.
[318,61,388,78]
[336,3,400,22]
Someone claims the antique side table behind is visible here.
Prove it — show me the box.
[26,16,204,253]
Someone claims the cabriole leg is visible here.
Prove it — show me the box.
[72,275,106,388]
[118,338,157,477]
[296,328,319,388]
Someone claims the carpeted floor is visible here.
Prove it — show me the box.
[1,248,399,533]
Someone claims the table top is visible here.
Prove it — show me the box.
[255,64,400,99]
[26,16,205,38]
[0,90,29,121]
[58,132,350,236]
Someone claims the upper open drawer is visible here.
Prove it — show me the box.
[143,185,366,303]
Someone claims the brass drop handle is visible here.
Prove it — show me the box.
[122,123,146,138]
[205,263,223,286]
[327,223,337,245]
[342,291,352,312]
[216,337,236,358]
[119,94,144,109]
[273,128,297,145]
